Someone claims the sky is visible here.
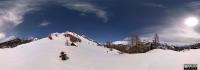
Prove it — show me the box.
[1,0,200,45]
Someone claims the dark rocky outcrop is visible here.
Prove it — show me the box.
[0,38,32,48]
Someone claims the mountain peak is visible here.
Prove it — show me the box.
[48,31,98,47]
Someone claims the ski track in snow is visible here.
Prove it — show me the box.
[0,32,199,70]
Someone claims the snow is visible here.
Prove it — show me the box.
[0,32,200,70]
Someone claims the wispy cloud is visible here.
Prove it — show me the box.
[58,0,108,22]
[188,1,200,9]
[0,0,108,42]
[138,2,200,45]
[141,18,200,46]
[143,2,165,8]
[186,1,200,15]
[0,0,108,29]
[39,21,51,27]
[0,0,41,42]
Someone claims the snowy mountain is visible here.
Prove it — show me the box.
[0,31,200,70]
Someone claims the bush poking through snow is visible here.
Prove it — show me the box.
[48,34,53,40]
[71,43,77,46]
[59,51,69,61]
[55,34,58,37]
[64,34,67,37]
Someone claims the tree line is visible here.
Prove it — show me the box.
[104,34,200,54]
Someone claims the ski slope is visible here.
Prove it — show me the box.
[0,32,200,70]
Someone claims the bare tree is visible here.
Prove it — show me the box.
[135,35,141,47]
[128,35,141,47]
[128,35,134,47]
[153,33,159,47]
[106,41,112,48]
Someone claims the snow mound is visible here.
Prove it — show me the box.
[0,31,120,70]
[0,31,200,70]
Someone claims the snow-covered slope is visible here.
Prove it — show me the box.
[0,32,200,70]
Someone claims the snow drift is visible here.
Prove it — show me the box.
[0,31,200,70]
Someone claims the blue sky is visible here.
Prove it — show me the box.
[1,0,200,45]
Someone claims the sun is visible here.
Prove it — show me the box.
[184,17,199,27]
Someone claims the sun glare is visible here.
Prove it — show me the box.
[184,17,199,27]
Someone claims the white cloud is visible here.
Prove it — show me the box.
[58,0,108,22]
[0,0,108,28]
[0,36,16,43]
[139,1,200,45]
[112,41,128,45]
[0,0,41,42]
[0,33,6,40]
[0,0,40,28]
[0,0,108,29]
[0,33,16,43]
[0,0,108,42]
[40,21,51,27]
[141,21,200,46]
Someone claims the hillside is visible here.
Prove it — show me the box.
[0,31,199,70]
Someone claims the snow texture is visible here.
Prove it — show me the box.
[0,32,199,70]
